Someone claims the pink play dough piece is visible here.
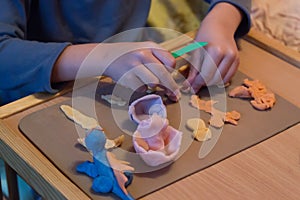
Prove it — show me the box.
[128,94,182,166]
[128,94,167,124]
[133,114,182,166]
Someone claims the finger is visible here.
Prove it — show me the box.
[223,57,239,84]
[146,62,181,101]
[206,55,233,86]
[207,51,238,86]
[152,48,176,72]
[142,55,180,101]
[118,69,148,92]
[199,48,223,85]
[133,64,160,87]
[183,48,204,90]
[190,73,205,93]
[185,67,198,84]
[155,83,181,101]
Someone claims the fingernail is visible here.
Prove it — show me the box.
[174,89,181,100]
[217,82,230,88]
[180,85,191,94]
[167,89,181,102]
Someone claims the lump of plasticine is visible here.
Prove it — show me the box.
[136,113,168,151]
[186,118,212,141]
[229,79,276,110]
[76,128,134,200]
[128,94,167,124]
[128,94,182,167]
[189,95,241,128]
[132,114,183,166]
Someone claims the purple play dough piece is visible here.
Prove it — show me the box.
[128,94,167,124]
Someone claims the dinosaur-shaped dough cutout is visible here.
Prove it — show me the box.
[76,129,134,200]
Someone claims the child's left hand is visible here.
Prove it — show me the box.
[183,2,243,93]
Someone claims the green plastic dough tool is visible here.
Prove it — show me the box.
[171,41,208,58]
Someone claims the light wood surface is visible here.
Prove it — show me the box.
[244,28,300,69]
[143,124,300,200]
[141,37,300,200]
[0,82,74,119]
[0,37,300,199]
[0,108,89,199]
[0,77,104,119]
[239,38,300,108]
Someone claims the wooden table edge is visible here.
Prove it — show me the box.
[0,119,90,199]
[244,28,300,68]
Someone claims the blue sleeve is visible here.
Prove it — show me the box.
[204,0,251,37]
[0,0,70,105]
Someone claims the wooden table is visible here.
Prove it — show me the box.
[1,37,300,200]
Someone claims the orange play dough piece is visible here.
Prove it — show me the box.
[186,118,212,141]
[229,79,276,110]
[190,95,241,128]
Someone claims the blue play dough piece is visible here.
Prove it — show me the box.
[92,176,113,193]
[76,161,99,178]
[76,129,134,200]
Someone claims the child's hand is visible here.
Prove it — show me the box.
[101,42,181,101]
[53,41,181,102]
[183,2,242,93]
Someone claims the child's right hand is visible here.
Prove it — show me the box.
[98,42,181,101]
[53,41,181,101]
